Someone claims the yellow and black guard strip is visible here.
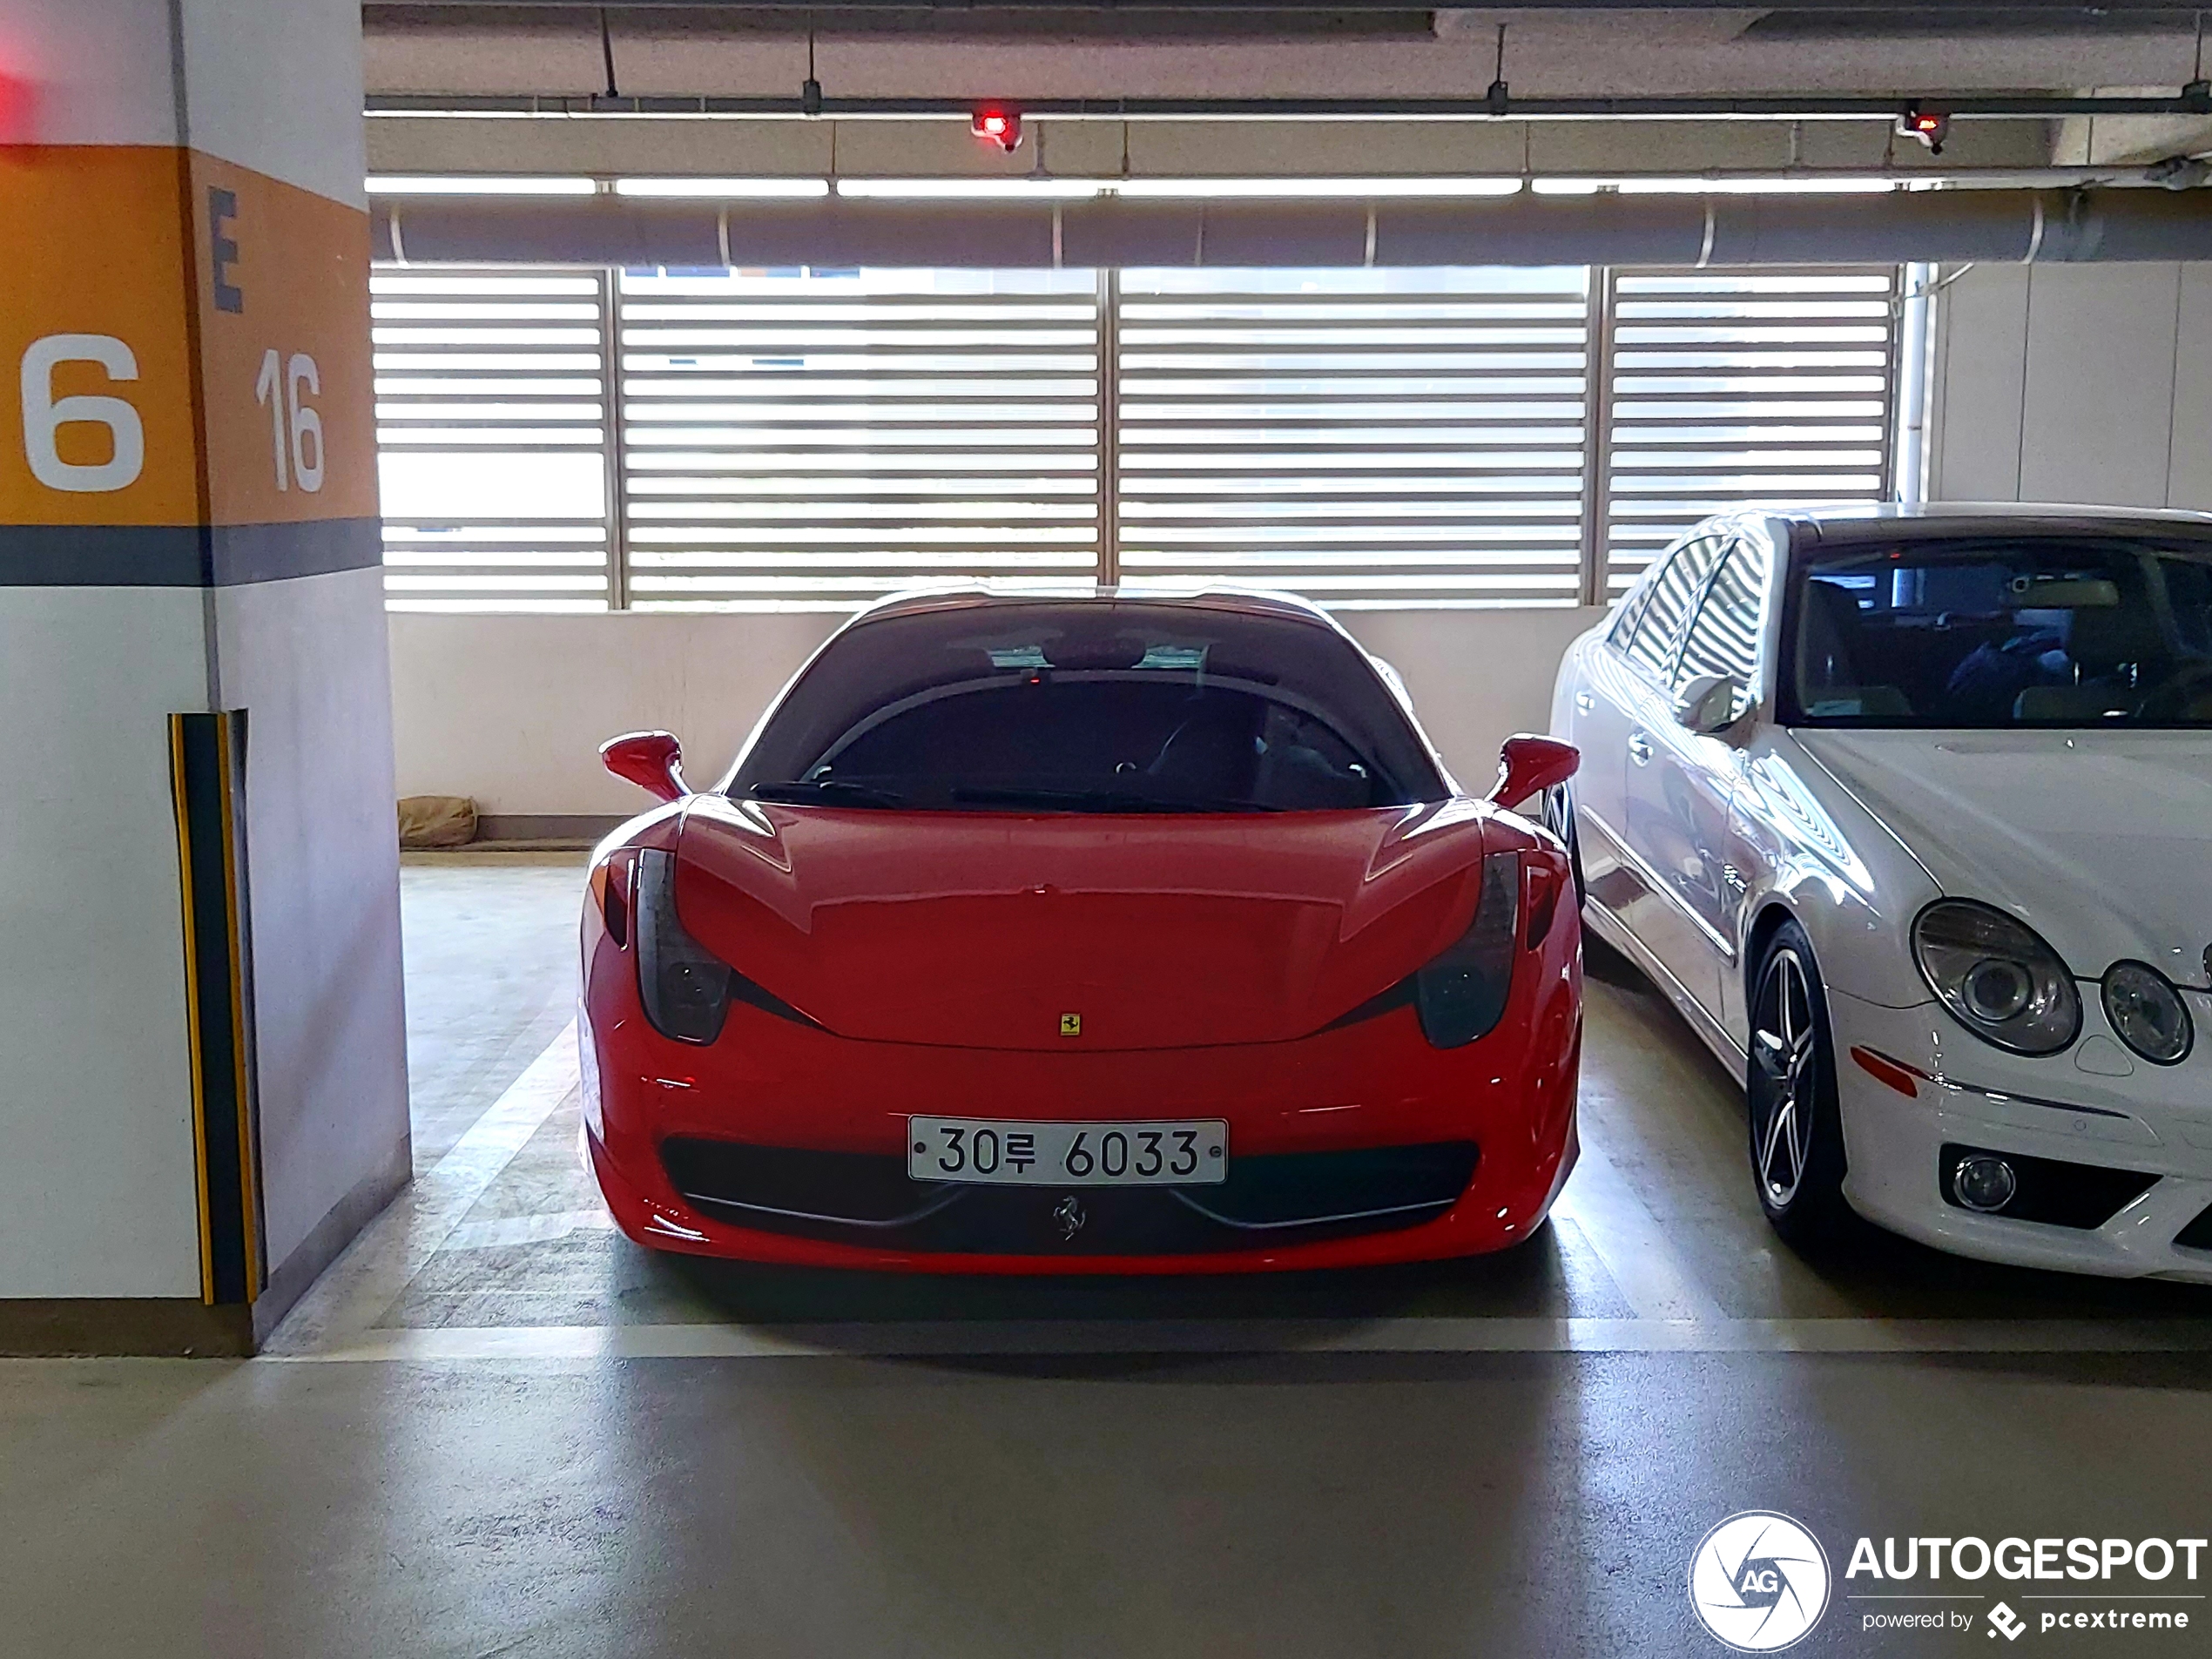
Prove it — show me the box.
[169,711,263,1306]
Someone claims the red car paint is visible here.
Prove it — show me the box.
[580,796,1583,1273]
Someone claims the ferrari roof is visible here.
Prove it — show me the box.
[847,584,1340,630]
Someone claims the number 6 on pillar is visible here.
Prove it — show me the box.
[19,334,146,494]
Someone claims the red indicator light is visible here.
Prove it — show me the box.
[0,72,37,143]
[971,105,1022,152]
[1898,105,1949,155]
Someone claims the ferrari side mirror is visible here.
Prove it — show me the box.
[1488,734,1579,808]
[601,730,689,803]
[1675,671,1744,736]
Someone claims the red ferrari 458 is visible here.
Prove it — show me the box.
[580,589,1583,1272]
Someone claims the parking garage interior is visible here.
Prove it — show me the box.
[6,3,2212,1654]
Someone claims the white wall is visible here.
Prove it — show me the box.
[388,606,1607,818]
[1347,609,1606,791]
[1928,261,2212,509]
[0,589,209,1297]
[215,566,409,1283]
[179,0,367,208]
[0,0,178,145]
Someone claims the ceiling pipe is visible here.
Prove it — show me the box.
[371,186,2212,268]
[1563,165,2212,191]
[368,165,2209,193]
[398,1,2197,9]
[366,89,2212,123]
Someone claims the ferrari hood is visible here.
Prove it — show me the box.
[668,795,1497,1049]
[1794,729,2212,989]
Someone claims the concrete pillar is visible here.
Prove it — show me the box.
[0,0,408,1352]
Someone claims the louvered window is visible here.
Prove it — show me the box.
[371,260,1905,613]
[618,268,1102,610]
[1602,268,1898,597]
[1115,268,1590,608]
[371,268,611,611]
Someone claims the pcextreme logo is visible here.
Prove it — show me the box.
[1689,1511,1834,1652]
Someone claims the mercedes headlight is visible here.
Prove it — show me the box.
[1912,900,2080,1056]
[2102,961,2193,1065]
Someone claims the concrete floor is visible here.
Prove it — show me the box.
[5,851,2210,1656]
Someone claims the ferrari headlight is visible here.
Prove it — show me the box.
[1416,851,1520,1049]
[635,848,733,1044]
[1912,900,2080,1056]
[2102,961,2193,1065]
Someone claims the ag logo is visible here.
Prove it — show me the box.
[1689,1512,1831,1652]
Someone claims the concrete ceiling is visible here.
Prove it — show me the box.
[361,5,2212,100]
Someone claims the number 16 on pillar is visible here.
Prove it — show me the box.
[253,348,323,493]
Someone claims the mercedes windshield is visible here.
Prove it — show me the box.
[1783,533,2212,729]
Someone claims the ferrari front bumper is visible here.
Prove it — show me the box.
[583,988,1582,1275]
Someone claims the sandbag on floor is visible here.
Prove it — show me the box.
[397,795,478,849]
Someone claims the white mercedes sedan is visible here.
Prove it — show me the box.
[1548,504,2212,1281]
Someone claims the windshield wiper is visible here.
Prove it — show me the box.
[749,779,908,807]
[948,785,1279,813]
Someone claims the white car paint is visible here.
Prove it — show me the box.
[1553,504,2212,1283]
[1792,728,2212,988]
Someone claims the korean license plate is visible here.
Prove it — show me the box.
[907,1116,1227,1186]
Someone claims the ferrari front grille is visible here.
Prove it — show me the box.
[658,1136,1480,1255]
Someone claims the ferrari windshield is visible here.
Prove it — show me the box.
[1784,534,2212,729]
[730,601,1450,812]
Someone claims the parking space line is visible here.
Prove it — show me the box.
[266,1316,2212,1364]
[261,1023,581,1354]
[442,1209,617,1251]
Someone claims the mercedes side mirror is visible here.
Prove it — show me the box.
[1675,672,1744,736]
[1487,734,1580,808]
[601,731,689,803]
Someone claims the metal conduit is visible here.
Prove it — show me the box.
[372,187,2212,269]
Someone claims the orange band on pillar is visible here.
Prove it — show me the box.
[0,147,201,526]
[1,145,374,567]
[189,153,378,529]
